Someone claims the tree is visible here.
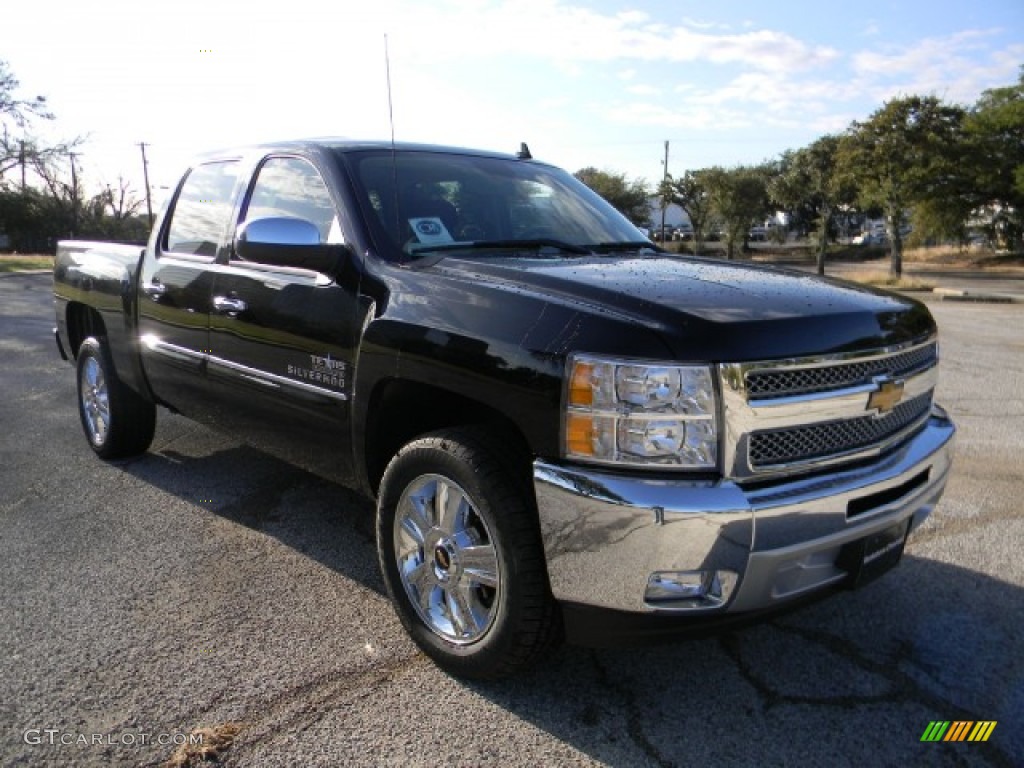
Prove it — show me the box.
[772,135,855,275]
[1,59,86,248]
[966,69,1024,249]
[838,96,966,277]
[659,170,714,255]
[1,59,55,181]
[701,165,770,260]
[81,177,149,242]
[0,186,71,251]
[0,61,52,125]
[574,167,651,226]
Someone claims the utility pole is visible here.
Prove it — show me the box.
[68,152,79,237]
[660,140,669,244]
[19,139,26,191]
[139,142,154,227]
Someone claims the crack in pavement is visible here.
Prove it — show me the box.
[588,651,674,768]
[223,652,429,762]
[908,509,1021,547]
[720,623,1016,768]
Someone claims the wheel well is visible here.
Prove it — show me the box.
[364,379,533,497]
[66,302,107,359]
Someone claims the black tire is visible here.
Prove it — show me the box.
[376,428,560,679]
[76,337,156,459]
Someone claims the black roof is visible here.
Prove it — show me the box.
[193,138,529,163]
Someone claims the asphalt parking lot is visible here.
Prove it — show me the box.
[1,271,1021,767]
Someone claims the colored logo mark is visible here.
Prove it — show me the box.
[867,378,905,414]
[920,721,997,742]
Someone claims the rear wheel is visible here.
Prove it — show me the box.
[376,428,559,679]
[76,337,156,459]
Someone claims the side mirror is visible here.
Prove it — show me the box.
[235,217,348,273]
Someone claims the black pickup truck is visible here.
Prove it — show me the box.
[54,139,955,679]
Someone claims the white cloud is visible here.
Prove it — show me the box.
[653,26,1021,137]
[378,0,839,74]
[851,29,1022,104]
[601,101,748,132]
[627,84,662,96]
[853,30,988,77]
[678,17,730,31]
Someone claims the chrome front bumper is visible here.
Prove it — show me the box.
[534,405,955,616]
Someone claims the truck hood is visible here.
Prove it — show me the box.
[431,254,935,361]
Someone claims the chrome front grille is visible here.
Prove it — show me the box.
[720,338,938,480]
[745,343,937,399]
[748,392,932,467]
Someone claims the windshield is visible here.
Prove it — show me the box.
[341,149,651,261]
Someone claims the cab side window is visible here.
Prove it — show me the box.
[164,161,240,257]
[240,157,339,251]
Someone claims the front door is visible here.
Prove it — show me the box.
[204,154,366,484]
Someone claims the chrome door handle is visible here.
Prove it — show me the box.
[212,295,247,314]
[142,281,166,299]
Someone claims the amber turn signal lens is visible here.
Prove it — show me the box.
[565,413,594,456]
[569,361,594,406]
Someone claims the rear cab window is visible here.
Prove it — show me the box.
[163,161,241,258]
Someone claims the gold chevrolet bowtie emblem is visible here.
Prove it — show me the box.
[867,379,905,414]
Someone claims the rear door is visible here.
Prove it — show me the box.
[138,159,242,418]
[204,154,365,483]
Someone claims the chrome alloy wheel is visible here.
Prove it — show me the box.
[394,474,501,644]
[79,356,110,447]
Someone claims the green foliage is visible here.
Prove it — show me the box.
[838,95,966,276]
[701,165,770,259]
[660,170,714,254]
[574,167,651,226]
[1,176,148,251]
[772,135,854,274]
[965,69,1024,248]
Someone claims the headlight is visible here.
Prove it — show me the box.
[564,354,718,469]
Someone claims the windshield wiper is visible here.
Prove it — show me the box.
[408,238,592,256]
[583,241,663,254]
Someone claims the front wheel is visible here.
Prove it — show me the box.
[376,428,559,679]
[76,337,156,459]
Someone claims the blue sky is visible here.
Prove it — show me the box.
[2,0,1022,206]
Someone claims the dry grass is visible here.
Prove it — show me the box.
[0,253,53,273]
[902,245,977,266]
[903,244,1024,268]
[163,722,245,767]
[972,251,1024,268]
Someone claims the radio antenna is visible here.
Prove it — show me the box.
[384,34,402,257]
[385,33,397,150]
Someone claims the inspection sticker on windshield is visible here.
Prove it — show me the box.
[409,217,453,244]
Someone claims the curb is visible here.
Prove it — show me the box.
[932,287,1020,304]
